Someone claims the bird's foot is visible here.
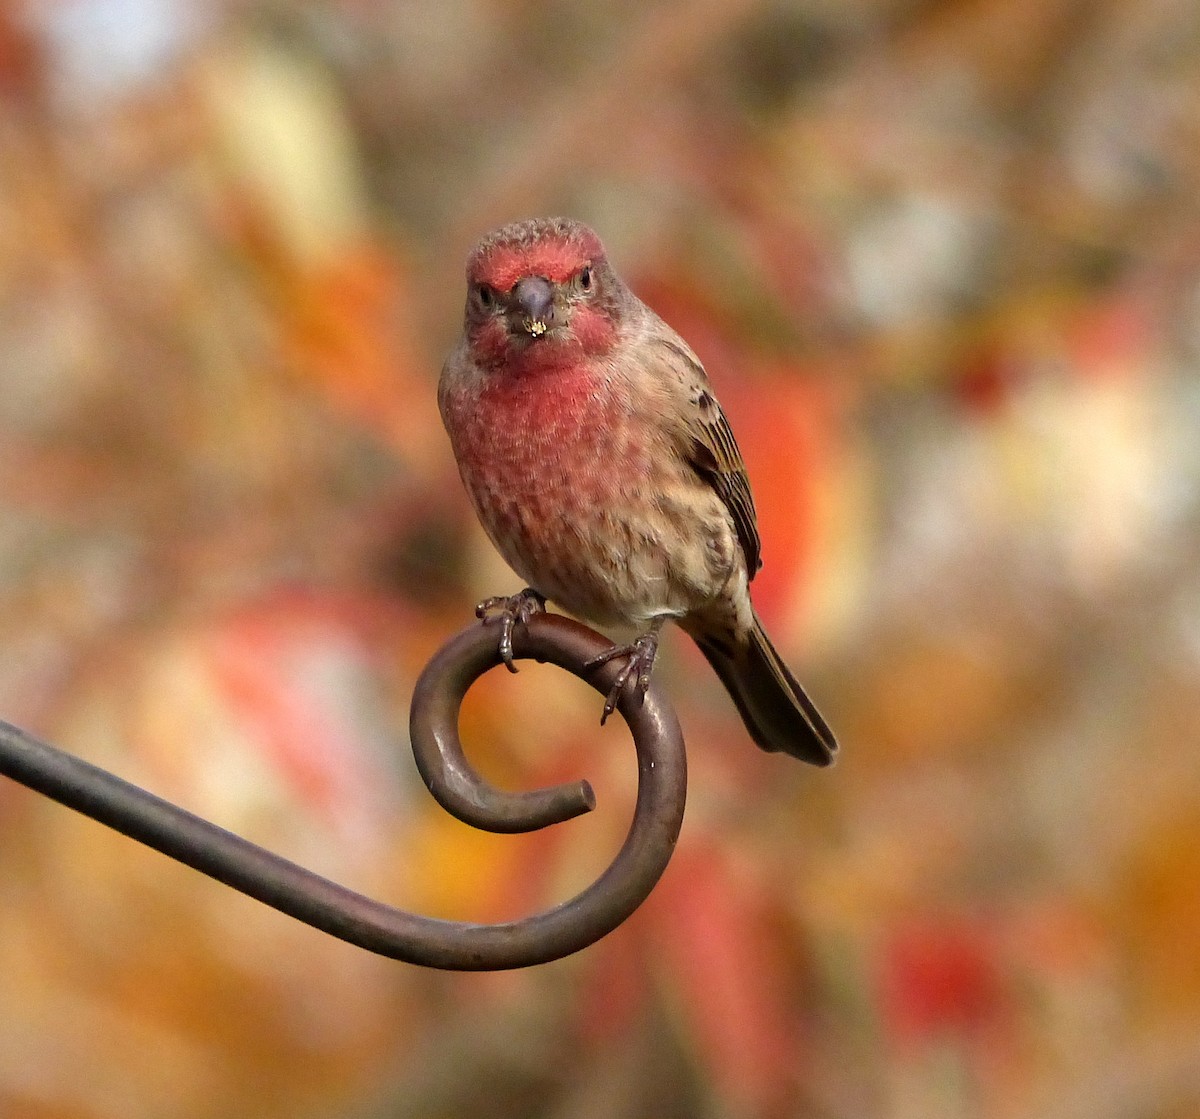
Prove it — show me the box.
[585,630,661,725]
[476,588,547,673]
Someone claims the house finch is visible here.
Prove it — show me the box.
[438,217,837,765]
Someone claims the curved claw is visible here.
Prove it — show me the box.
[585,630,662,726]
[476,588,546,673]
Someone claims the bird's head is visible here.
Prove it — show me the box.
[462,217,624,367]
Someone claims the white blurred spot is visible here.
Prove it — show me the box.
[24,0,211,107]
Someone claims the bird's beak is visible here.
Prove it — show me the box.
[511,276,555,337]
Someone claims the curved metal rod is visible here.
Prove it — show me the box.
[0,613,687,969]
[410,616,599,832]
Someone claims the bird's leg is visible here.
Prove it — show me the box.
[475,587,547,673]
[584,617,667,725]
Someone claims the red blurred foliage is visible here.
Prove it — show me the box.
[878,913,1011,1052]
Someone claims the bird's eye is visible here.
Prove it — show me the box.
[578,266,593,291]
[475,283,495,309]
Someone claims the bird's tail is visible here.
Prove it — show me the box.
[693,613,837,766]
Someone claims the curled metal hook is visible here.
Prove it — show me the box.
[0,612,687,969]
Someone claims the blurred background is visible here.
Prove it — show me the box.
[1,0,1199,1116]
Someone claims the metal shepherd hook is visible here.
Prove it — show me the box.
[0,613,687,970]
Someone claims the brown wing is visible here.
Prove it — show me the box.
[659,338,762,577]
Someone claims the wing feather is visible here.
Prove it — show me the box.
[656,336,762,577]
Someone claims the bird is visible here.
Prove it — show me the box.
[438,216,837,765]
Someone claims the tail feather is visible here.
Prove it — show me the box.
[695,615,838,766]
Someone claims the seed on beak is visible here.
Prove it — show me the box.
[513,276,555,339]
